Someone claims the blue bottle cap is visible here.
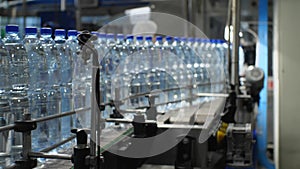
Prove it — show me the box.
[196,38,203,43]
[173,37,180,42]
[126,34,134,40]
[91,31,99,36]
[25,27,37,34]
[55,29,66,36]
[6,25,19,33]
[203,39,210,43]
[136,36,143,41]
[210,39,217,43]
[117,34,124,39]
[165,36,173,41]
[40,27,52,35]
[68,30,78,37]
[107,33,115,39]
[156,36,163,41]
[188,37,195,42]
[99,33,106,38]
[145,36,152,41]
[180,37,187,42]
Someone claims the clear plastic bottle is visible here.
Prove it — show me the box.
[54,29,73,140]
[3,25,29,163]
[43,29,62,146]
[23,27,40,92]
[67,30,84,128]
[162,36,179,105]
[128,35,144,106]
[3,25,29,90]
[200,39,212,99]
[103,33,115,103]
[23,27,49,151]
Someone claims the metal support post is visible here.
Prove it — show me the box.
[231,0,241,94]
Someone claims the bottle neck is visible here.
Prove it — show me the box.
[144,40,153,47]
[163,40,172,47]
[55,35,66,44]
[106,39,115,46]
[4,32,21,43]
[116,37,123,42]
[40,35,54,43]
[24,34,38,41]
[155,40,163,46]
[126,39,134,45]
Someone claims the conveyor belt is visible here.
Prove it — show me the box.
[34,98,225,168]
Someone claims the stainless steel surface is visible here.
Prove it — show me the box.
[231,0,240,93]
[29,152,72,160]
[274,0,300,168]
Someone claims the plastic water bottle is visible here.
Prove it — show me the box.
[67,30,84,129]
[171,37,188,103]
[217,39,229,86]
[43,29,62,146]
[55,29,71,87]
[54,29,73,140]
[24,27,40,108]
[209,39,221,93]
[116,35,135,105]
[23,27,40,92]
[23,27,48,151]
[154,36,166,90]
[128,35,144,106]
[200,39,212,99]
[3,25,29,162]
[214,40,227,92]
[3,25,29,91]
[103,33,115,103]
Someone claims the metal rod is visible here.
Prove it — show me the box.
[105,118,156,124]
[90,42,100,169]
[157,124,204,130]
[0,108,90,133]
[231,0,241,93]
[119,81,225,101]
[40,135,76,153]
[0,124,15,133]
[22,114,32,161]
[195,93,229,98]
[28,152,72,160]
[32,107,90,123]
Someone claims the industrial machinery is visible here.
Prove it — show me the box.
[0,1,268,169]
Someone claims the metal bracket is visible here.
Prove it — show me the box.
[14,120,37,133]
[226,123,253,167]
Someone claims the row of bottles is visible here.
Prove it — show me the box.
[0,26,229,167]
[0,25,87,168]
[92,33,229,117]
